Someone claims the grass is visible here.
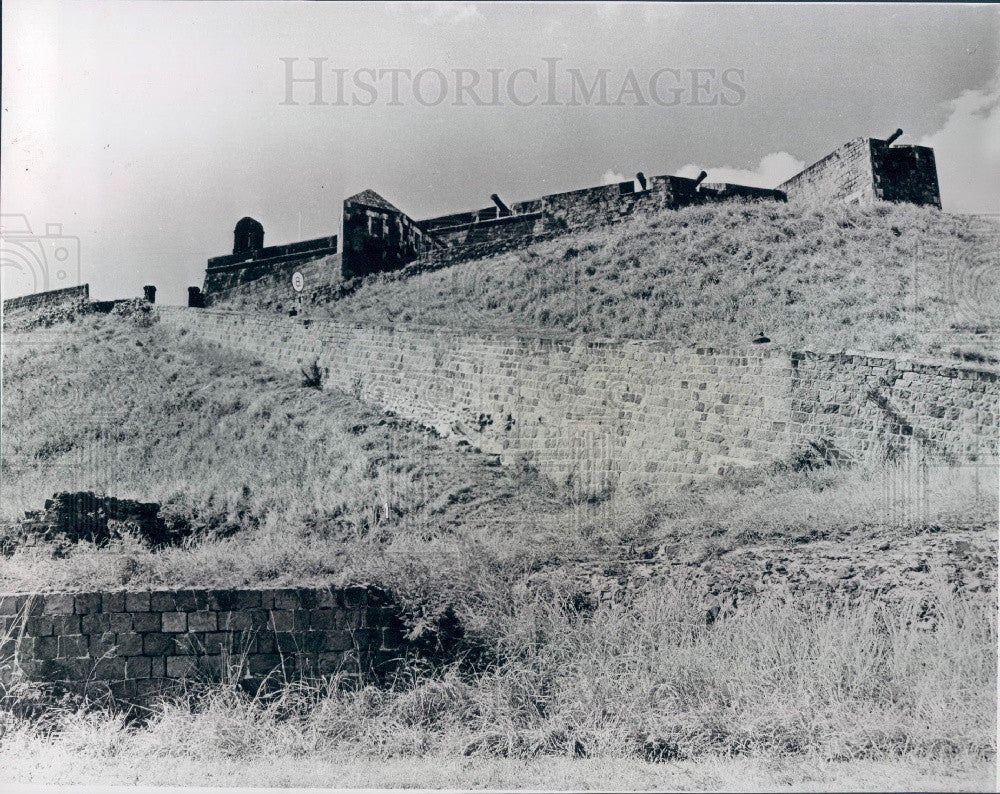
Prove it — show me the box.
[1,304,996,782]
[0,313,995,612]
[312,201,999,361]
[0,585,994,785]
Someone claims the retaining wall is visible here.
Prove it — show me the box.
[0,586,406,701]
[159,308,999,495]
[2,284,90,315]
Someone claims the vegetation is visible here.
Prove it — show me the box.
[317,201,999,361]
[1,198,997,784]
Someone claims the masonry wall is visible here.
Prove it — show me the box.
[871,142,941,208]
[415,176,786,271]
[780,137,942,208]
[2,284,90,315]
[203,235,339,301]
[779,138,877,205]
[790,351,997,462]
[205,253,344,313]
[159,309,998,496]
[0,586,406,701]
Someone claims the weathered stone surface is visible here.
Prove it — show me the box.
[157,309,998,500]
[18,492,187,549]
[0,586,410,703]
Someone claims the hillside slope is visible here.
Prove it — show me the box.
[1,313,995,615]
[316,201,998,360]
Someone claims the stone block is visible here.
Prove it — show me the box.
[143,633,175,656]
[57,634,89,658]
[310,609,338,630]
[246,653,282,676]
[24,615,54,637]
[273,589,300,610]
[187,611,217,632]
[110,613,133,632]
[32,635,58,660]
[93,657,127,681]
[150,592,177,612]
[161,612,187,633]
[131,612,161,633]
[173,590,209,611]
[52,615,81,635]
[125,656,152,680]
[115,632,143,656]
[42,594,75,615]
[268,610,295,632]
[102,591,126,613]
[0,595,23,617]
[81,613,111,634]
[217,610,252,631]
[74,593,102,615]
[124,592,151,612]
[323,630,353,653]
[166,656,197,678]
[88,631,117,657]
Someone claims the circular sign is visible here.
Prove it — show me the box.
[291,271,304,292]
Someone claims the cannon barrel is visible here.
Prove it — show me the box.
[635,172,648,191]
[693,170,708,188]
[885,128,903,146]
[490,193,511,216]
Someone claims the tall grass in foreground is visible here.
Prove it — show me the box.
[2,586,994,762]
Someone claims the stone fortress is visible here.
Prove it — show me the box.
[4,128,996,702]
[193,129,940,310]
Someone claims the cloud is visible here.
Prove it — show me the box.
[405,2,480,27]
[919,74,1000,214]
[601,169,626,185]
[675,152,806,188]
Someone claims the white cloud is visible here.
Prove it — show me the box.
[675,152,806,189]
[601,169,626,185]
[919,74,1000,214]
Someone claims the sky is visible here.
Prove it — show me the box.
[2,1,998,305]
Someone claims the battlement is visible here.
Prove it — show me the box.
[194,130,939,308]
[779,132,941,208]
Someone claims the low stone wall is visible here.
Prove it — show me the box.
[159,308,999,496]
[1,586,407,701]
[205,253,343,313]
[2,284,89,315]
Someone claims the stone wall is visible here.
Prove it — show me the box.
[789,351,997,462]
[158,308,998,496]
[205,253,343,313]
[203,234,339,300]
[414,175,786,270]
[871,142,941,208]
[0,586,406,701]
[2,284,90,315]
[780,136,942,208]
[342,190,429,280]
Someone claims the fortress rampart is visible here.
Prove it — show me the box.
[2,284,90,315]
[196,129,942,308]
[159,308,997,497]
[778,133,941,208]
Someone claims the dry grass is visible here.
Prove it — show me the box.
[0,585,994,775]
[1,309,996,776]
[315,201,999,361]
[0,314,995,611]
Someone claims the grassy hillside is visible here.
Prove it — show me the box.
[1,311,996,771]
[316,201,998,360]
[1,311,995,605]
